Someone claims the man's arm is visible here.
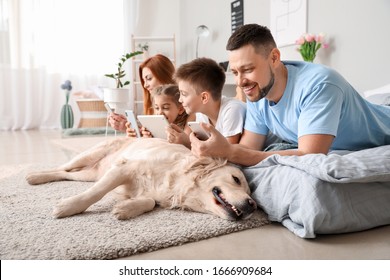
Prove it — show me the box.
[190,123,334,166]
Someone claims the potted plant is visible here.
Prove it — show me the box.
[103,51,143,114]
[137,42,149,59]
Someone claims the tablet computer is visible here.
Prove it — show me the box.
[137,115,170,139]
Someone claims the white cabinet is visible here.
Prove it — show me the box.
[130,34,176,115]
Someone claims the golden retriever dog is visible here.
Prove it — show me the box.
[26,138,257,221]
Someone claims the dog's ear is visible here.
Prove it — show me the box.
[184,156,227,179]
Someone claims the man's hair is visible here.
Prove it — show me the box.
[174,57,226,101]
[226,24,277,56]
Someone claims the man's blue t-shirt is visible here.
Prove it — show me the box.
[245,61,390,151]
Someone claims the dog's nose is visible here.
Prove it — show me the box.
[248,198,257,210]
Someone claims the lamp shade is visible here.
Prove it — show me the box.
[196,25,210,37]
[196,25,210,58]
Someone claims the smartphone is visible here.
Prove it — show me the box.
[188,122,210,140]
[104,103,115,113]
[125,110,141,138]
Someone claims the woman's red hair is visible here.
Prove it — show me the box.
[138,54,175,115]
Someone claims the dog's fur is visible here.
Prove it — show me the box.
[26,138,257,220]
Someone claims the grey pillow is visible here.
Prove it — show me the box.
[242,145,390,238]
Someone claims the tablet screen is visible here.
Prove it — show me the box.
[137,115,170,139]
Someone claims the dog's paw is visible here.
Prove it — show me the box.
[52,197,88,218]
[112,199,155,220]
[112,203,134,220]
[25,173,41,185]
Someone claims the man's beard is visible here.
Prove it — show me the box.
[257,70,275,101]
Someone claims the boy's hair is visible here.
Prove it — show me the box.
[174,58,225,101]
[151,84,188,130]
[226,24,277,57]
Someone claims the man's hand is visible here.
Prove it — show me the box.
[189,123,231,158]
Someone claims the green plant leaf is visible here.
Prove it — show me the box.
[105,51,143,88]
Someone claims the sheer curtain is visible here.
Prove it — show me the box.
[0,0,137,130]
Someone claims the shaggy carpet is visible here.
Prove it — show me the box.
[0,162,270,260]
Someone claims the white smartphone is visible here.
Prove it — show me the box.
[125,110,141,138]
[188,121,210,140]
[104,103,115,113]
[137,115,170,139]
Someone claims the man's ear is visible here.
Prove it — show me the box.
[270,48,281,64]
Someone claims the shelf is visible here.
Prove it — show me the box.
[132,58,175,63]
[225,72,236,85]
[131,34,176,115]
[132,36,175,41]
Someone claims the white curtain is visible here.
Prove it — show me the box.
[0,0,138,130]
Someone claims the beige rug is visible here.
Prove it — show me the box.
[50,135,114,153]
[0,137,270,260]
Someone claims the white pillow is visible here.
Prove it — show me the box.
[363,84,390,105]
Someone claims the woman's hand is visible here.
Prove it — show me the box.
[108,113,127,132]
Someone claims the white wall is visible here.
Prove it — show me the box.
[134,0,390,93]
[281,0,390,93]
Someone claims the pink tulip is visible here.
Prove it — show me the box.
[316,32,326,43]
[305,34,315,42]
[295,32,330,62]
[296,37,305,45]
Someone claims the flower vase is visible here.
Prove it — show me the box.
[61,103,74,129]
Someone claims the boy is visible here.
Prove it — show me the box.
[167,58,246,146]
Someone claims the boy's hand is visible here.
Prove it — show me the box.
[166,124,191,148]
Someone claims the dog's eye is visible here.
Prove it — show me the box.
[232,175,241,185]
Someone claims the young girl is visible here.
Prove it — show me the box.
[126,84,194,147]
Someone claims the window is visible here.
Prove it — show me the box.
[1,0,125,74]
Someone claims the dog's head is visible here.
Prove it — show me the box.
[181,157,257,221]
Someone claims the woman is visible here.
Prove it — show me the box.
[108,54,175,132]
[139,54,175,115]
